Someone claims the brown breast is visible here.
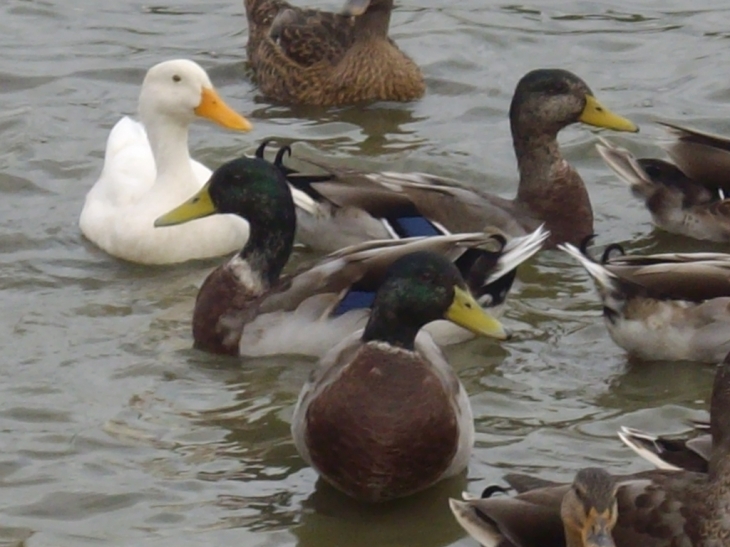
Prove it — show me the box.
[304,344,459,502]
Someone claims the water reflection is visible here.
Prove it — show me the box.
[250,101,428,156]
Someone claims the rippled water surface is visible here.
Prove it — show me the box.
[2,0,730,545]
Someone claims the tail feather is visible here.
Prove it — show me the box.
[558,243,618,291]
[617,426,682,471]
[448,498,503,547]
[596,137,655,198]
[485,225,549,285]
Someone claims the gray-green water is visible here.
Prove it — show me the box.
[1,0,727,545]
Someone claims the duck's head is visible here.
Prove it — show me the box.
[155,155,294,229]
[560,468,618,547]
[138,59,252,131]
[509,69,637,138]
[362,251,509,350]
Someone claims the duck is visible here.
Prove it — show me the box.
[559,239,730,362]
[155,153,547,357]
[449,467,619,547]
[79,59,253,264]
[448,350,730,547]
[243,0,424,106]
[617,422,710,473]
[291,251,507,502]
[267,68,638,251]
[596,123,730,242]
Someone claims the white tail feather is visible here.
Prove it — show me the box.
[558,243,618,291]
[485,225,549,284]
[617,426,682,471]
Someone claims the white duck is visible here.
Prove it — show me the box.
[79,59,253,264]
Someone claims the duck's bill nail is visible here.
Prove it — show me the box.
[446,286,508,340]
[154,182,217,227]
[195,87,253,131]
[580,95,638,133]
[585,521,617,547]
[341,0,370,16]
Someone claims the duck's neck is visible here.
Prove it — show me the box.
[362,307,420,351]
[236,202,295,290]
[142,112,197,192]
[512,127,564,199]
[511,123,593,246]
[353,3,392,40]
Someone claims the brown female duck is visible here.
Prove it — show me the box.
[450,350,730,547]
[275,69,638,250]
[597,123,730,242]
[154,153,545,358]
[243,0,424,105]
[450,467,619,547]
[292,251,506,502]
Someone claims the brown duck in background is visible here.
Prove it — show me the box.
[597,123,730,242]
[278,69,639,250]
[243,0,424,106]
[449,351,730,547]
[450,467,620,547]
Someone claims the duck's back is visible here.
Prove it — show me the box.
[80,117,247,264]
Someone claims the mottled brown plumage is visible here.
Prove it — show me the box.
[449,352,730,547]
[597,124,730,242]
[243,0,424,106]
[276,69,638,251]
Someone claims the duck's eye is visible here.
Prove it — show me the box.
[172,74,182,83]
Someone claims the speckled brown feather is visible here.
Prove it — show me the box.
[455,354,730,547]
[243,0,424,105]
[304,343,459,502]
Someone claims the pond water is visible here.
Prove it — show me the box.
[1,0,728,545]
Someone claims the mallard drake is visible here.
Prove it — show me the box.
[450,467,619,547]
[291,251,507,502]
[560,240,730,362]
[269,69,638,251]
[597,123,730,242]
[618,423,710,473]
[155,154,546,357]
[79,59,253,264]
[449,351,730,547]
[243,0,424,106]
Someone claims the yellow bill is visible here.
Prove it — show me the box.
[342,0,371,16]
[580,95,638,133]
[195,87,253,131]
[154,182,217,227]
[445,286,509,340]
